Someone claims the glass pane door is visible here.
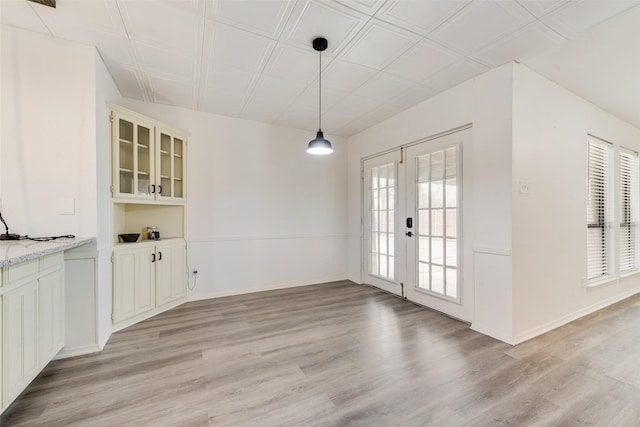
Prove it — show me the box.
[118,119,134,194]
[136,125,151,196]
[159,132,172,198]
[173,138,184,199]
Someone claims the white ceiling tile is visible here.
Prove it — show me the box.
[321,59,378,92]
[390,84,437,109]
[516,0,570,18]
[104,63,146,100]
[0,0,50,35]
[340,19,421,69]
[137,42,195,82]
[210,0,293,38]
[295,85,347,112]
[206,64,258,95]
[123,1,202,55]
[429,1,535,54]
[264,44,322,85]
[282,0,367,54]
[273,104,316,130]
[148,74,194,108]
[353,72,414,103]
[422,59,488,91]
[206,21,275,73]
[241,98,289,123]
[472,22,566,67]
[384,38,461,82]
[324,93,381,119]
[541,0,639,38]
[158,0,206,17]
[34,0,125,35]
[335,0,386,15]
[251,75,307,102]
[201,86,246,116]
[376,0,470,36]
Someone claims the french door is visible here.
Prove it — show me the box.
[363,128,471,321]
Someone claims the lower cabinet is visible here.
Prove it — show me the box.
[1,253,65,412]
[112,239,186,326]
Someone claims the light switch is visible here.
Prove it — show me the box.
[519,181,530,195]
[59,198,75,215]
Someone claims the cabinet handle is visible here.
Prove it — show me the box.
[158,185,163,194]
[158,251,162,261]
[151,184,156,194]
[151,253,156,263]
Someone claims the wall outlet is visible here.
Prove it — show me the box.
[192,270,198,277]
[519,181,530,195]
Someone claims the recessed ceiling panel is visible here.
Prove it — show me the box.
[429,1,534,54]
[335,0,386,15]
[282,0,366,54]
[273,104,316,130]
[423,59,488,92]
[251,75,306,103]
[295,85,347,111]
[264,44,322,85]
[149,74,194,108]
[0,0,51,34]
[201,86,246,117]
[354,72,414,103]
[321,59,378,92]
[206,64,257,94]
[123,1,202,55]
[241,97,290,123]
[340,20,420,69]
[516,0,570,18]
[137,42,195,82]
[206,22,275,73]
[105,64,146,100]
[385,38,461,82]
[473,22,566,67]
[541,0,639,38]
[210,0,293,38]
[376,0,470,36]
[390,84,437,109]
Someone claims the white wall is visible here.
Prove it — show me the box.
[347,64,514,333]
[511,64,640,342]
[0,25,97,237]
[123,99,348,299]
[95,53,122,348]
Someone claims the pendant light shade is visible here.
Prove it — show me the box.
[307,37,333,155]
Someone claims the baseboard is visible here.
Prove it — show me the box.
[470,322,514,345]
[186,276,348,302]
[54,344,102,360]
[111,298,186,333]
[512,286,640,345]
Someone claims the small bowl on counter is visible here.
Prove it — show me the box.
[118,233,141,243]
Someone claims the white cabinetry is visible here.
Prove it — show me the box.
[112,239,186,328]
[1,253,64,412]
[111,107,187,203]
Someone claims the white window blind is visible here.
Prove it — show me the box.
[619,149,639,273]
[587,138,613,281]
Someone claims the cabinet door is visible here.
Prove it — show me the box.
[112,111,155,200]
[113,246,156,323]
[3,280,38,407]
[155,240,186,306]
[156,127,187,202]
[38,269,64,365]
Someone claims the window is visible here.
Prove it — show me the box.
[587,137,613,281]
[619,149,639,273]
[416,146,459,299]
[369,163,395,280]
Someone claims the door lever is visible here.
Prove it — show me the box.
[406,231,413,237]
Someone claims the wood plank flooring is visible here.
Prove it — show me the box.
[2,280,640,426]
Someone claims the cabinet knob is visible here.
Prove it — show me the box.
[158,251,162,261]
[151,184,156,194]
[158,185,163,194]
[151,253,156,263]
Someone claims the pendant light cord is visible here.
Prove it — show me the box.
[318,48,322,130]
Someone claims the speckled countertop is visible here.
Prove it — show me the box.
[0,237,96,268]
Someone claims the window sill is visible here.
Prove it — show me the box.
[620,269,640,279]
[586,276,617,288]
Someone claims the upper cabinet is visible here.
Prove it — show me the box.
[111,106,187,203]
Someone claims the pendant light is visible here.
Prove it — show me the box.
[307,37,333,155]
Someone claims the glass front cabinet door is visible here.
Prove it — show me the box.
[111,108,186,202]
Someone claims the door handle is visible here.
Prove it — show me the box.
[406,231,413,237]
[151,253,156,263]
[158,251,162,261]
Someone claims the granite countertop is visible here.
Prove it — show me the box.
[0,237,96,268]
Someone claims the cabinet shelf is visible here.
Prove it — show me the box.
[174,154,182,158]
[120,139,133,145]
[160,150,169,155]
[138,144,149,149]
[120,168,134,174]
[174,178,183,181]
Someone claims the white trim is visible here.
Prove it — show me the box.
[186,276,348,301]
[585,275,617,288]
[470,322,514,345]
[187,233,347,243]
[513,285,640,344]
[473,246,512,256]
[54,344,102,360]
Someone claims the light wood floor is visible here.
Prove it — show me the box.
[3,281,640,426]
